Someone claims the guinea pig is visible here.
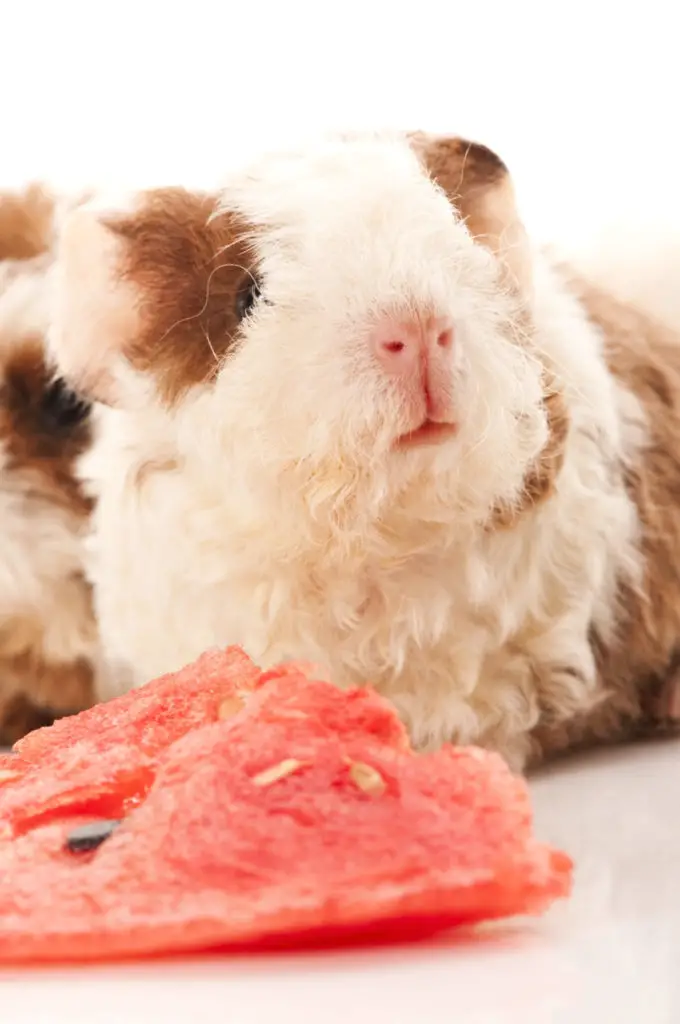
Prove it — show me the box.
[47,131,680,771]
[0,185,107,744]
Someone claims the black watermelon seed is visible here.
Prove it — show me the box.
[66,819,122,853]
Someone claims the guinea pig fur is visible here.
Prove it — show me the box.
[48,131,680,771]
[0,185,113,743]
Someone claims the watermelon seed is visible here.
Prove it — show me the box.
[66,819,122,853]
[252,759,305,786]
[0,769,20,784]
[217,696,246,720]
[349,761,386,796]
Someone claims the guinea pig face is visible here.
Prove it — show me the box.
[51,133,554,524]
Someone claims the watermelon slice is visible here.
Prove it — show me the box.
[0,649,572,963]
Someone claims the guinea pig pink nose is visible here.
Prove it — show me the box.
[370,316,454,376]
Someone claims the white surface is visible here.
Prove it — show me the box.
[3,3,680,1020]
[2,740,679,1024]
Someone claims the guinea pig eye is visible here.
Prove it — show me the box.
[235,274,262,323]
[41,377,91,430]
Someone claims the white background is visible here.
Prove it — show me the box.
[2,3,680,1020]
[2,0,679,243]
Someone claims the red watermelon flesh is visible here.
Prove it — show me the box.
[14,647,261,763]
[0,648,572,963]
[0,648,261,829]
[0,658,410,837]
[0,754,18,776]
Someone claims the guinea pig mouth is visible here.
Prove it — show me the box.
[395,420,458,451]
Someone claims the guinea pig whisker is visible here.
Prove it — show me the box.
[213,235,252,259]
[200,324,219,366]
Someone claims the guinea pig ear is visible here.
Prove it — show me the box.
[409,133,532,298]
[49,189,257,408]
[48,195,141,406]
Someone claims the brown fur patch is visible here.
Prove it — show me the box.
[532,274,680,760]
[0,185,54,261]
[491,378,570,529]
[410,133,508,203]
[0,694,61,747]
[108,189,258,406]
[0,336,92,517]
[0,634,94,747]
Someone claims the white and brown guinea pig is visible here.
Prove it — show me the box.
[0,186,108,744]
[48,131,680,771]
